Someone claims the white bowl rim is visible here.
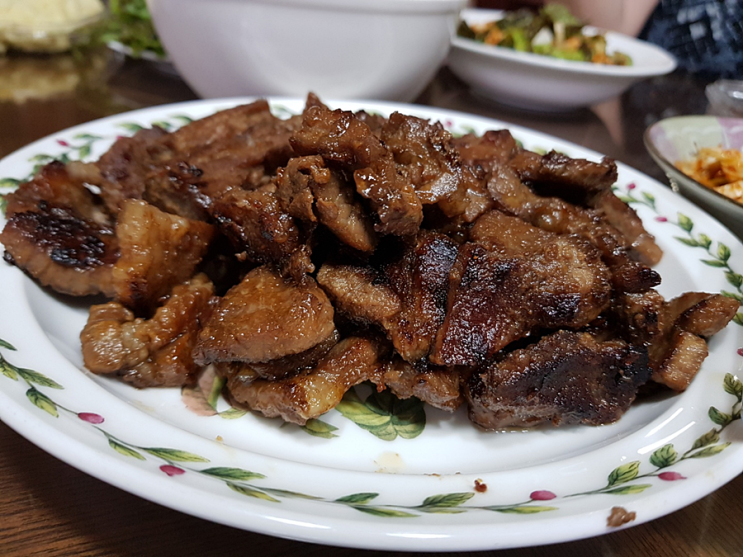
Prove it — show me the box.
[171,0,467,14]
[454,8,677,78]
[644,115,743,211]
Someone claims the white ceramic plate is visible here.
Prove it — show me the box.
[0,99,742,552]
[644,115,743,240]
[449,9,677,111]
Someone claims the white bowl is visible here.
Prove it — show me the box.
[146,0,466,102]
[644,115,743,239]
[448,8,677,112]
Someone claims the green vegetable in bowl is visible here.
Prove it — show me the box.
[458,3,632,66]
[99,0,165,58]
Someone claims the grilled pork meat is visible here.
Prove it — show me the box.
[377,358,464,412]
[228,336,387,425]
[80,273,215,387]
[466,330,651,429]
[193,265,335,365]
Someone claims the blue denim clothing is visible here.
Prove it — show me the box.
[640,0,743,79]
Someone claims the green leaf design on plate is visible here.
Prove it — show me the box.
[200,467,265,481]
[696,234,712,249]
[72,133,103,141]
[118,122,144,133]
[725,271,743,289]
[260,487,323,500]
[677,213,693,232]
[17,367,63,389]
[78,144,92,160]
[734,314,743,326]
[0,339,16,351]
[335,492,379,505]
[219,407,247,420]
[689,443,731,458]
[0,359,19,381]
[489,505,557,514]
[717,243,732,262]
[336,389,425,441]
[604,484,653,495]
[675,237,701,248]
[708,406,732,426]
[143,448,210,463]
[227,482,280,503]
[0,178,20,189]
[108,438,146,460]
[649,444,678,468]
[171,115,194,125]
[301,418,339,439]
[701,259,727,268]
[691,428,720,451]
[26,387,58,417]
[723,374,743,399]
[351,506,417,518]
[419,492,475,509]
[607,461,640,486]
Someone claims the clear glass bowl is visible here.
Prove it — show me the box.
[706,79,743,117]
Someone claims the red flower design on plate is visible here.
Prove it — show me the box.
[160,465,185,477]
[530,490,556,501]
[78,412,104,424]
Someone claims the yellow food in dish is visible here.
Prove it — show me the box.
[676,146,743,203]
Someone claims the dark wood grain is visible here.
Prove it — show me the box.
[0,49,739,557]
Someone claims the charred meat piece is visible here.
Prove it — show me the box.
[466,330,651,429]
[229,336,388,425]
[432,213,612,366]
[378,358,463,412]
[290,104,423,236]
[97,127,170,214]
[112,200,215,315]
[649,293,739,391]
[1,205,118,297]
[193,265,335,365]
[510,150,618,204]
[381,112,491,222]
[486,166,660,293]
[593,190,663,266]
[80,273,215,387]
[4,160,110,225]
[383,231,459,363]
[275,156,378,252]
[317,263,401,327]
[146,100,302,220]
[210,186,302,264]
[452,129,520,173]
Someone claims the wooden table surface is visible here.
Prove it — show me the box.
[0,48,741,557]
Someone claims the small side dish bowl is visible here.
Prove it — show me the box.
[146,0,466,102]
[448,8,676,112]
[644,115,743,238]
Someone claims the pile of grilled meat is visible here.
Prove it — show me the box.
[1,94,738,430]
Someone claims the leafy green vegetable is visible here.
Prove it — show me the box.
[99,0,165,57]
[457,2,631,66]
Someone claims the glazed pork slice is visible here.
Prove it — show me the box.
[144,100,302,220]
[648,292,739,391]
[80,273,215,388]
[112,199,215,314]
[382,231,459,362]
[377,358,463,412]
[274,155,378,252]
[432,212,612,367]
[193,265,335,365]
[380,112,492,223]
[97,127,170,214]
[228,336,387,425]
[1,205,118,297]
[465,330,651,429]
[290,104,423,236]
[316,263,401,327]
[485,163,660,293]
[209,184,302,265]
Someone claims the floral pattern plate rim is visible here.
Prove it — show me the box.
[0,98,742,552]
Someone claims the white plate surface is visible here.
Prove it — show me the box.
[0,98,742,551]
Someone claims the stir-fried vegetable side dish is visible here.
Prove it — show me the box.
[458,3,632,66]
